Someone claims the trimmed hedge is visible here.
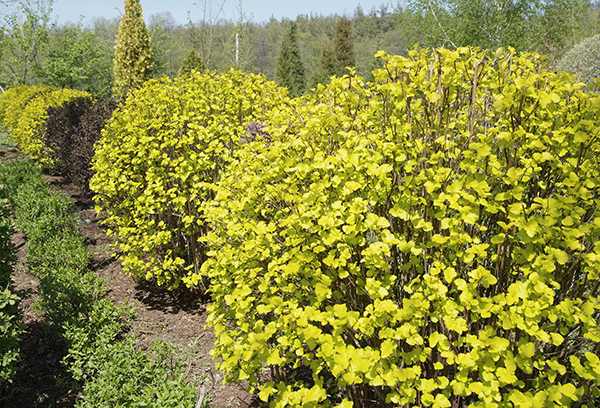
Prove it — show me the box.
[0,85,90,166]
[44,97,117,199]
[91,69,287,288]
[200,47,600,407]
[0,160,199,407]
[0,85,48,133]
[0,185,24,385]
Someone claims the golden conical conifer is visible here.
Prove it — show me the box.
[112,0,153,99]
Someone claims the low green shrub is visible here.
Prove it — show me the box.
[26,232,91,274]
[0,186,24,385]
[13,185,78,244]
[62,298,136,382]
[0,288,23,384]
[34,266,106,328]
[91,69,286,288]
[0,159,44,200]
[71,335,198,408]
[203,47,600,407]
[0,140,201,408]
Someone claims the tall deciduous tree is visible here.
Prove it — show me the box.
[38,26,113,96]
[408,0,591,57]
[0,0,53,87]
[275,21,306,97]
[112,0,153,99]
[333,16,355,76]
[148,12,179,78]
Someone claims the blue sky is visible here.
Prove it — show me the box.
[50,0,397,25]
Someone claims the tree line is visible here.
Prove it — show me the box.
[1,0,600,98]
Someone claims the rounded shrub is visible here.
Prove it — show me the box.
[0,85,48,133]
[202,47,600,407]
[90,69,286,288]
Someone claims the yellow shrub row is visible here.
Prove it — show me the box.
[0,85,90,166]
[91,49,600,407]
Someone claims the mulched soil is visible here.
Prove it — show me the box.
[0,147,259,408]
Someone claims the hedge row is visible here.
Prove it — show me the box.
[90,49,600,407]
[44,97,117,199]
[0,85,90,166]
[0,160,199,407]
[0,87,116,199]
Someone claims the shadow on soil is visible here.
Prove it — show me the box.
[0,322,79,408]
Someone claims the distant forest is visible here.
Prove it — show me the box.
[2,0,600,96]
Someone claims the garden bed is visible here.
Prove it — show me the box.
[0,147,257,408]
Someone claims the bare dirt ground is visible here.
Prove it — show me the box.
[0,147,258,408]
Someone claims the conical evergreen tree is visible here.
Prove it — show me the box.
[311,17,356,87]
[310,40,336,88]
[113,0,153,99]
[178,49,206,77]
[275,22,306,98]
[333,16,356,76]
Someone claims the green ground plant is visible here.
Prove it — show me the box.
[202,47,600,407]
[91,69,286,289]
[0,159,199,406]
[0,185,24,385]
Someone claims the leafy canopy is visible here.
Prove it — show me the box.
[203,47,600,407]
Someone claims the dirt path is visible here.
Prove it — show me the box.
[2,150,257,407]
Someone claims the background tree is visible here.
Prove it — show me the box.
[148,12,180,78]
[557,33,600,85]
[178,49,205,76]
[0,0,53,87]
[407,0,593,59]
[275,21,306,97]
[309,39,336,87]
[310,15,357,87]
[228,0,253,71]
[333,15,355,76]
[37,25,113,96]
[112,0,153,99]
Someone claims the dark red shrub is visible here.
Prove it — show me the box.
[44,97,117,199]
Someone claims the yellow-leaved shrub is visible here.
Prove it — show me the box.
[0,85,91,165]
[0,85,46,132]
[90,69,287,288]
[202,48,600,407]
